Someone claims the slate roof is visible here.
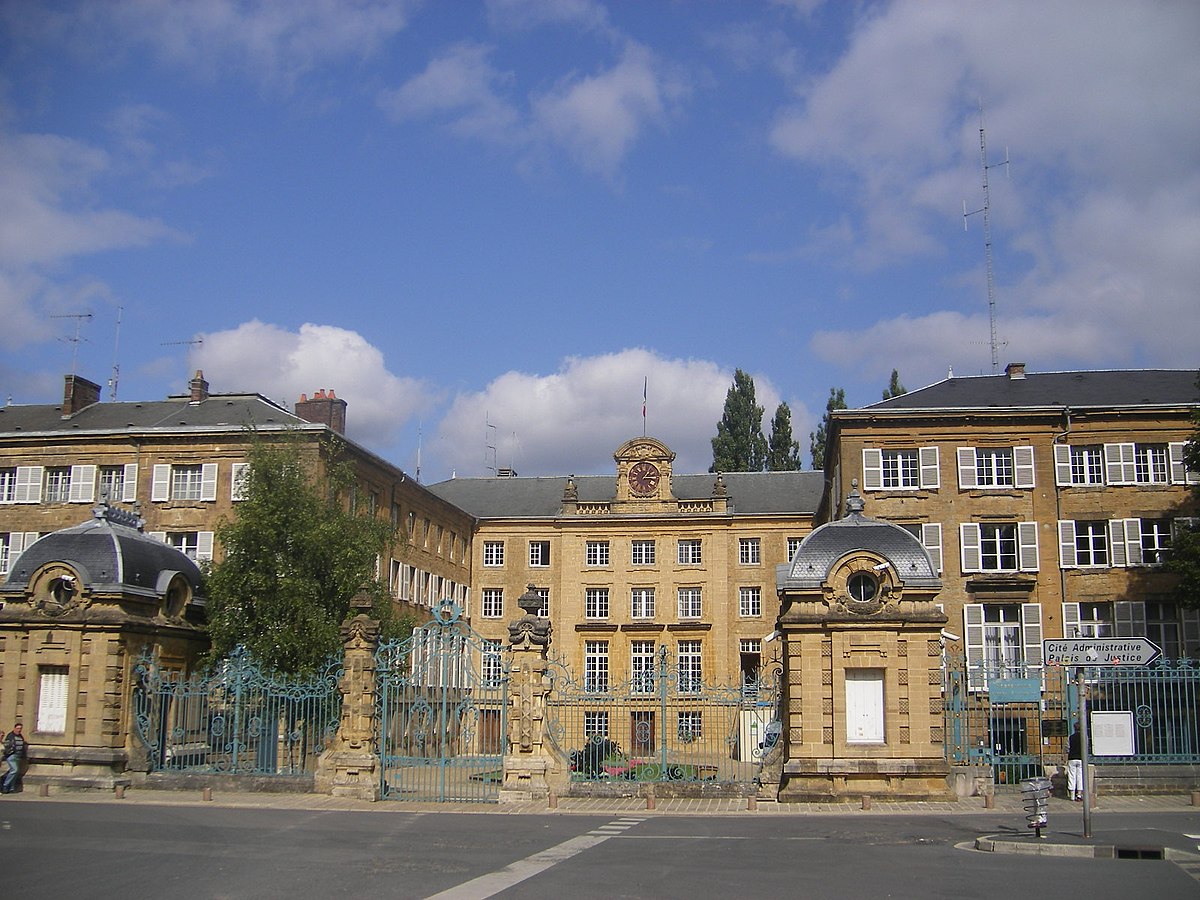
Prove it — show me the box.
[427,470,825,519]
[860,368,1198,413]
[0,505,205,601]
[0,392,313,436]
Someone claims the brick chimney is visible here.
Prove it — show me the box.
[295,388,347,435]
[189,370,210,403]
[1004,362,1027,381]
[62,374,102,417]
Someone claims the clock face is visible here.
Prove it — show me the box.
[628,461,661,495]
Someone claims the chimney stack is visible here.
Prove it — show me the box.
[295,388,347,435]
[62,374,102,417]
[1004,362,1027,381]
[189,370,210,403]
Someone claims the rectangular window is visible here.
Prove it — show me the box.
[585,541,609,567]
[631,587,655,619]
[36,666,70,734]
[739,586,762,617]
[958,446,1034,489]
[1077,602,1114,638]
[481,640,503,687]
[534,587,549,617]
[481,588,503,618]
[0,468,15,503]
[159,531,214,563]
[983,605,1024,673]
[585,587,609,619]
[1145,601,1187,661]
[976,448,1014,487]
[1135,444,1169,483]
[787,537,802,560]
[631,540,656,565]
[882,450,919,488]
[584,711,609,739]
[963,602,1043,687]
[171,465,204,500]
[1067,445,1103,485]
[44,466,71,503]
[677,539,702,565]
[631,640,656,694]
[1074,521,1109,567]
[961,522,1039,573]
[677,587,702,619]
[529,541,551,567]
[739,537,761,565]
[981,523,1017,571]
[1141,519,1172,564]
[585,641,609,693]
[677,640,702,693]
[863,447,940,490]
[482,541,505,567]
[152,463,217,502]
[0,533,9,574]
[677,711,703,741]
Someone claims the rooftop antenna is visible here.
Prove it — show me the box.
[161,337,204,348]
[108,306,123,401]
[963,105,1010,374]
[485,414,498,475]
[51,312,93,375]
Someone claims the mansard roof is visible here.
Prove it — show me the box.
[859,368,1198,414]
[0,392,316,437]
[427,470,825,519]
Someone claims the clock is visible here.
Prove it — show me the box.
[628,461,660,495]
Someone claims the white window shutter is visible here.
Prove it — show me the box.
[67,465,94,503]
[921,523,943,574]
[15,466,43,503]
[1021,603,1043,668]
[1054,444,1073,486]
[149,531,167,543]
[960,523,982,573]
[1059,520,1077,568]
[957,447,977,489]
[36,669,70,734]
[1107,520,1127,567]
[200,463,218,501]
[919,446,940,488]
[1014,446,1036,488]
[196,532,214,562]
[1169,442,1198,485]
[122,464,139,502]
[1062,602,1081,639]
[231,463,249,501]
[151,465,171,502]
[1114,601,1146,638]
[861,449,883,491]
[1104,443,1134,485]
[963,605,985,691]
[1123,519,1142,566]
[1018,522,1040,571]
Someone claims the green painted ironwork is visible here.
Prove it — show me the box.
[1083,656,1200,763]
[133,646,342,775]
[545,647,779,788]
[376,600,508,802]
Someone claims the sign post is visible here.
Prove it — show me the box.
[1045,637,1161,839]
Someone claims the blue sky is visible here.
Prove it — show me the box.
[3,0,1198,482]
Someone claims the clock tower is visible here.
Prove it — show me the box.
[614,437,675,506]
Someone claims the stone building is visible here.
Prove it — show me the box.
[0,372,474,624]
[429,437,824,701]
[824,364,1200,672]
[0,502,208,788]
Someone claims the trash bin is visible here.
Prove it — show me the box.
[1021,776,1052,833]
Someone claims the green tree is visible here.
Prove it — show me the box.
[710,369,769,472]
[882,369,907,400]
[767,402,802,471]
[809,386,846,471]
[205,434,410,673]
[1165,374,1200,609]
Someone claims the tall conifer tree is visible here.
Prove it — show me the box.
[767,402,802,471]
[710,369,769,472]
[809,386,846,471]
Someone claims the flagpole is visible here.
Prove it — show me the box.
[642,377,647,436]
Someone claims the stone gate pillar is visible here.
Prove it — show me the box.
[316,593,381,800]
[500,584,554,801]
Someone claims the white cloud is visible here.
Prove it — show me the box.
[431,349,794,479]
[377,43,522,142]
[532,42,687,178]
[485,0,614,36]
[771,0,1200,373]
[193,321,437,451]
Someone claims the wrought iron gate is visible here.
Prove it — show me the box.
[376,601,508,802]
[132,647,342,776]
[545,647,779,788]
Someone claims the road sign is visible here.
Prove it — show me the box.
[1043,637,1161,667]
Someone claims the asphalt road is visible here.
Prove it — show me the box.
[1,802,1197,899]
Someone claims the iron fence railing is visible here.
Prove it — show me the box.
[133,647,342,776]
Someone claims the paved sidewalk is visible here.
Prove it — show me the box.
[3,787,1197,817]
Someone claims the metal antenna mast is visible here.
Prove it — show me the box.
[108,306,123,401]
[485,414,498,475]
[51,312,93,375]
[963,106,1009,374]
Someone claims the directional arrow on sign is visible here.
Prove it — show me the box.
[1043,637,1161,667]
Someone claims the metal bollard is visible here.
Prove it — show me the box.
[1191,790,1200,807]
[984,792,994,809]
[114,784,125,800]
[861,795,871,810]
[645,793,656,810]
[747,795,757,811]
[202,787,213,802]
[548,792,558,809]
